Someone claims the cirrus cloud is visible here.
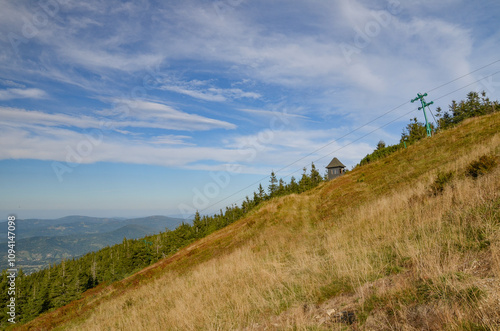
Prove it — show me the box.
[0,88,48,100]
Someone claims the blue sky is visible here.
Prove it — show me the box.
[1,0,499,220]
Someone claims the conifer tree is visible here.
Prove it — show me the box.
[258,184,266,200]
[288,176,299,193]
[310,162,322,186]
[193,211,202,233]
[299,167,311,191]
[268,171,278,196]
[278,178,285,196]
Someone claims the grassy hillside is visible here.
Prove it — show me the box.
[14,112,500,330]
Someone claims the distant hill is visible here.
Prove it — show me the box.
[0,215,182,240]
[0,215,183,273]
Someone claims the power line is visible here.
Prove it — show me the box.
[193,65,500,217]
[428,106,438,126]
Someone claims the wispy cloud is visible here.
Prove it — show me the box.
[0,125,242,167]
[0,122,372,174]
[57,47,165,72]
[0,107,99,128]
[0,79,25,88]
[149,135,194,145]
[238,108,309,119]
[0,88,48,100]
[0,103,370,173]
[159,78,261,102]
[0,0,487,107]
[161,85,226,102]
[1,100,236,133]
[100,100,237,131]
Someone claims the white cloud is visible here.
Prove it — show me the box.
[0,107,371,174]
[105,100,236,130]
[1,101,236,132]
[238,108,308,119]
[161,85,227,102]
[159,78,261,102]
[0,107,100,128]
[0,88,48,100]
[57,47,164,72]
[0,0,487,107]
[0,79,25,88]
[160,0,479,106]
[0,125,244,167]
[148,135,193,145]
[0,124,373,175]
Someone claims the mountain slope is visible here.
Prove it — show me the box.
[15,113,500,330]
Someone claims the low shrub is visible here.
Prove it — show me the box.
[430,171,454,195]
[466,155,497,178]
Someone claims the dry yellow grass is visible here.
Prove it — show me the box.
[16,112,500,330]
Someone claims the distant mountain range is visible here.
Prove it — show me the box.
[0,215,184,273]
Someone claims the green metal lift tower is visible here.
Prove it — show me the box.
[411,92,434,137]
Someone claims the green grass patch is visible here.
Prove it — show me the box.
[415,278,484,305]
[459,320,490,331]
[370,245,411,276]
[357,293,388,324]
[317,277,353,302]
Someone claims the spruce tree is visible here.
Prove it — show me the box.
[268,171,278,196]
[258,184,266,200]
[299,167,311,191]
[310,162,322,186]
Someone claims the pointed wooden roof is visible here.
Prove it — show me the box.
[326,157,345,169]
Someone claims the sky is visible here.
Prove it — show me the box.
[0,0,499,220]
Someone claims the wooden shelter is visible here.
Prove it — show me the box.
[326,157,346,180]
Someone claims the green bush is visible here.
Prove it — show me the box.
[430,171,454,195]
[466,155,497,178]
[359,144,403,166]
